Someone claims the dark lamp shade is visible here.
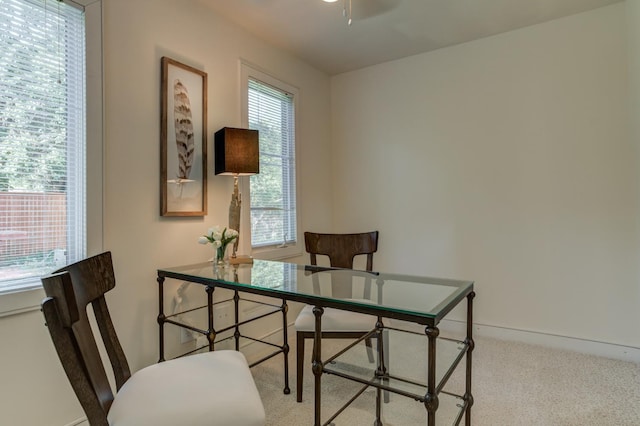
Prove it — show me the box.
[214,127,260,176]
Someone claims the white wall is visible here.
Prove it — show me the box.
[629,1,640,294]
[331,3,640,349]
[0,1,333,425]
[102,0,332,369]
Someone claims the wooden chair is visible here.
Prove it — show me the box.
[41,252,265,426]
[294,231,379,402]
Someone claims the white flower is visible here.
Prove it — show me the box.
[198,225,239,246]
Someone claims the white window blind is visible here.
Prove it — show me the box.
[0,0,86,293]
[248,78,297,248]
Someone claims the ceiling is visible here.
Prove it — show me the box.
[198,0,622,75]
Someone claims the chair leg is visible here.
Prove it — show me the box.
[296,332,305,402]
[365,337,375,363]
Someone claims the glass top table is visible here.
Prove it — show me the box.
[156,260,475,426]
[158,259,473,326]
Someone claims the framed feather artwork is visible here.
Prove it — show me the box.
[160,57,208,216]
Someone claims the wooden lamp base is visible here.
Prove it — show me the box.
[229,255,254,265]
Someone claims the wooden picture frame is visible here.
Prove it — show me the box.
[160,57,207,216]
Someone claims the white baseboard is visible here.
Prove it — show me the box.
[241,323,295,362]
[434,319,640,363]
[194,319,294,361]
[233,318,640,364]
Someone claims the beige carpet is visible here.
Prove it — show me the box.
[248,326,640,426]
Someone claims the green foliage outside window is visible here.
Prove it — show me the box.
[0,6,67,192]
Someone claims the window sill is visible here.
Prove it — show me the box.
[0,285,45,318]
[251,243,302,261]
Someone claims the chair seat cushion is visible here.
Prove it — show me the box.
[294,301,377,332]
[107,350,265,426]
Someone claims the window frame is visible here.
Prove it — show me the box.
[239,61,302,260]
[0,0,103,317]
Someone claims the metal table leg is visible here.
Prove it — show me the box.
[157,275,166,362]
[465,291,475,425]
[312,306,324,426]
[282,298,291,394]
[374,318,387,425]
[206,286,216,351]
[424,325,440,426]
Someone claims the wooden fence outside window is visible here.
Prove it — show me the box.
[0,192,66,261]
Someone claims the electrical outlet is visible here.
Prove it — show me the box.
[214,303,232,328]
[180,327,194,344]
[179,304,232,345]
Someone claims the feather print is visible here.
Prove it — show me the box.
[173,79,195,180]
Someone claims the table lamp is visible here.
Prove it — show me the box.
[214,127,259,262]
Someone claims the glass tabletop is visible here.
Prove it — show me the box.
[158,259,474,326]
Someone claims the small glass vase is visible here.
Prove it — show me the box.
[214,243,229,268]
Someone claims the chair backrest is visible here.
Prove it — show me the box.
[304,231,378,271]
[41,251,129,426]
[304,231,378,299]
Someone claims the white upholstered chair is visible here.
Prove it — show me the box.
[41,252,265,426]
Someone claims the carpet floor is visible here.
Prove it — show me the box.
[248,325,640,426]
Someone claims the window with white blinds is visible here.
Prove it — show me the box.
[0,0,86,293]
[247,77,298,249]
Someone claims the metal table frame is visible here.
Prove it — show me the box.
[156,265,291,395]
[156,261,474,425]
